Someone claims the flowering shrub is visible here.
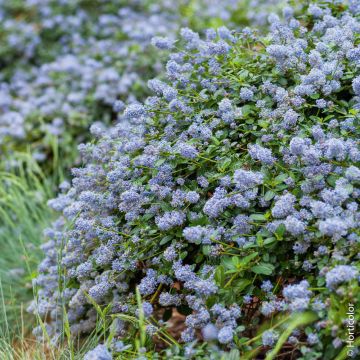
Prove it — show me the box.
[0,0,250,171]
[32,0,360,358]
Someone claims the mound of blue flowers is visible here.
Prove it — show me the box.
[31,1,359,358]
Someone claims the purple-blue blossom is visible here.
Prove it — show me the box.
[84,345,112,360]
[262,330,279,347]
[325,265,358,289]
[151,36,175,50]
[217,326,234,344]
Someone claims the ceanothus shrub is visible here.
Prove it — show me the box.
[32,1,360,358]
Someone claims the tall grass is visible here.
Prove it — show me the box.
[0,153,55,339]
[0,152,104,359]
[0,335,101,360]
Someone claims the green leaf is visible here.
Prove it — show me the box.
[250,213,267,221]
[211,136,221,145]
[236,337,250,345]
[189,216,209,226]
[349,108,358,115]
[264,190,275,201]
[251,263,275,275]
[155,158,166,167]
[273,173,288,184]
[243,242,258,249]
[275,223,286,240]
[256,233,263,246]
[232,256,241,267]
[326,174,339,187]
[226,349,241,360]
[242,105,252,116]
[237,69,249,80]
[214,89,226,98]
[202,245,211,255]
[215,265,225,286]
[222,257,234,270]
[234,279,251,292]
[258,120,269,129]
[239,252,258,266]
[236,325,246,332]
[142,213,154,221]
[264,237,276,245]
[217,157,232,172]
[195,253,204,263]
[160,235,173,245]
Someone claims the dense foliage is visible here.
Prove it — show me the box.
[30,1,360,359]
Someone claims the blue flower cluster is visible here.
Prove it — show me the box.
[30,1,360,358]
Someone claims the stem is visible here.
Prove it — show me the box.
[242,315,291,346]
[150,284,163,304]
